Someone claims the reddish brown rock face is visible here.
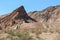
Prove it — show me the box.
[0,5,60,30]
[0,6,37,30]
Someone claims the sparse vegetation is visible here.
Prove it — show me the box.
[0,28,60,40]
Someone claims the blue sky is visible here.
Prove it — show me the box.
[0,0,60,15]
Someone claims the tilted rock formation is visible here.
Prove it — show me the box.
[0,5,60,30]
[0,6,37,30]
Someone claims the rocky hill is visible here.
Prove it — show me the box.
[0,5,60,30]
[0,6,37,30]
[0,5,60,40]
[27,5,60,30]
[28,5,60,21]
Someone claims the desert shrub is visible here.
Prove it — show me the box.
[3,29,34,40]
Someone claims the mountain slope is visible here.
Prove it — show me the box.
[0,5,60,40]
[0,5,60,30]
[28,5,60,22]
[0,6,37,30]
[27,5,60,30]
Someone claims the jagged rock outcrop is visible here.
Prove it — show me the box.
[0,5,60,30]
[0,6,37,30]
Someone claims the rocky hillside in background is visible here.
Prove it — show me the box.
[0,5,60,29]
[28,5,60,21]
[0,5,60,30]
[27,5,60,30]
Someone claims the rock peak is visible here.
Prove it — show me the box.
[16,6,26,13]
[0,6,37,30]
